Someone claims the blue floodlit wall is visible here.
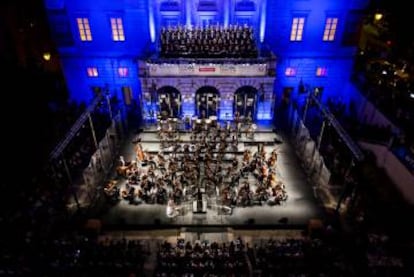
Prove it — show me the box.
[266,0,369,107]
[44,0,151,104]
[45,0,369,113]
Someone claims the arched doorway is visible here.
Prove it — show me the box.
[234,86,258,119]
[157,86,181,118]
[195,86,219,118]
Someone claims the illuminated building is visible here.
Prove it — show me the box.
[44,0,369,121]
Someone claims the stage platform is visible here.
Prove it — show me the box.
[95,122,325,230]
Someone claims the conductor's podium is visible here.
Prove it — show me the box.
[193,199,207,214]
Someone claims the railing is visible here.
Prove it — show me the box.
[49,93,105,161]
[146,55,275,65]
[301,89,364,163]
[310,93,365,162]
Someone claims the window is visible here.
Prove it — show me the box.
[290,17,305,41]
[87,67,98,77]
[118,67,129,77]
[316,67,327,77]
[285,67,297,76]
[323,17,338,41]
[160,1,180,11]
[76,18,92,41]
[235,0,256,12]
[110,17,125,41]
[197,0,217,11]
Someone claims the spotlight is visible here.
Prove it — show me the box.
[410,93,414,99]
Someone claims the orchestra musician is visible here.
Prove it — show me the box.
[245,111,252,125]
[135,143,145,161]
[119,155,125,167]
[104,180,119,202]
[234,111,241,125]
[116,92,288,210]
[246,123,255,139]
[166,198,179,218]
[243,149,252,164]
[268,149,278,167]
[259,143,266,159]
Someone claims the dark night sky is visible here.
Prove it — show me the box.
[1,0,63,180]
[371,0,414,52]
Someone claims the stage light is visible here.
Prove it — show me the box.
[43,52,51,61]
[410,93,414,99]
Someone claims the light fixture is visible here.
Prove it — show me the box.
[374,13,383,21]
[43,52,51,61]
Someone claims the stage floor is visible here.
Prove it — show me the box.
[97,122,325,229]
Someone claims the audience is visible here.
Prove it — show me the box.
[155,238,248,276]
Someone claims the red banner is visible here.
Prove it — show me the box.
[198,67,216,72]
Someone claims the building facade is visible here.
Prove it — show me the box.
[44,0,369,121]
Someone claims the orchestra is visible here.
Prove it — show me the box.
[107,112,287,217]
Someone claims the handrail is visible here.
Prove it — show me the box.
[310,93,365,162]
